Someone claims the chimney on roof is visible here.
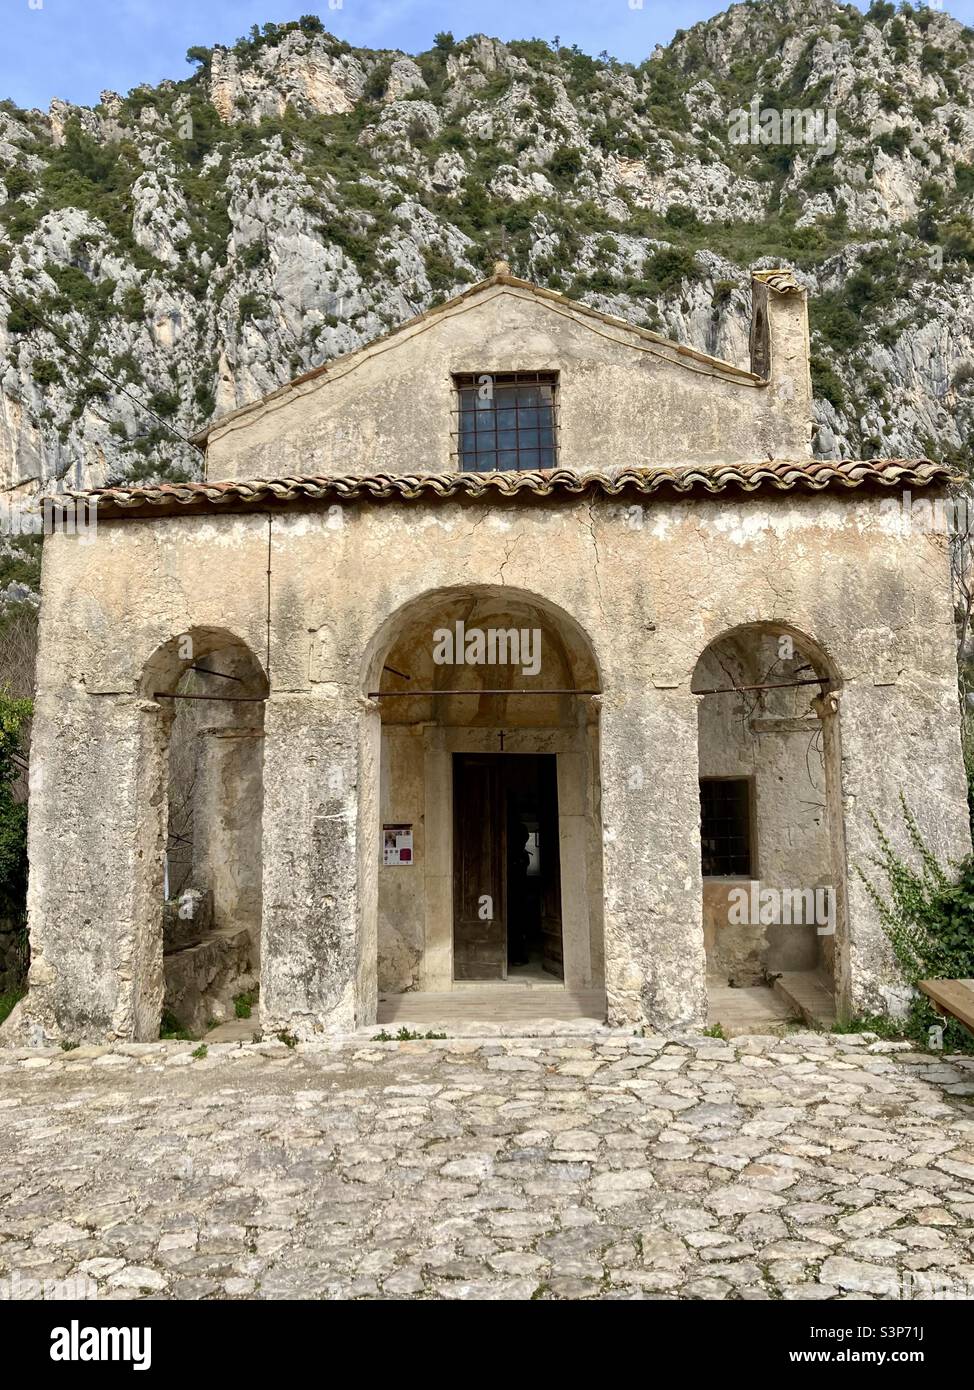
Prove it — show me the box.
[749,268,813,456]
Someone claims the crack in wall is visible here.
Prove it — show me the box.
[585,497,607,629]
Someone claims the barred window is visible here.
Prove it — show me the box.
[454,371,558,472]
[699,777,754,877]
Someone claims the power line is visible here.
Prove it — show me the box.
[0,279,204,458]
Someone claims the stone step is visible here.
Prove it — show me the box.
[773,971,837,1029]
[706,981,793,1037]
[206,1017,260,1043]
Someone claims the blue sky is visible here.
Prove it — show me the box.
[0,0,933,111]
[4,0,708,109]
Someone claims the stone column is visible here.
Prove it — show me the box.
[556,749,593,990]
[599,682,707,1031]
[812,691,852,1017]
[835,679,971,1017]
[259,688,368,1037]
[4,691,167,1045]
[421,725,453,990]
[357,698,381,1027]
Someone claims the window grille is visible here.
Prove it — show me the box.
[699,777,753,877]
[453,371,559,472]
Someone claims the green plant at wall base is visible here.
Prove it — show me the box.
[962,713,974,840]
[0,693,31,922]
[0,987,25,1027]
[830,1014,904,1039]
[857,794,974,1053]
[159,1011,194,1041]
[371,1027,447,1041]
[234,990,256,1019]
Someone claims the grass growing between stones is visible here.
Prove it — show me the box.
[371,1027,448,1042]
[831,1014,907,1039]
[0,986,24,1027]
[159,1010,196,1042]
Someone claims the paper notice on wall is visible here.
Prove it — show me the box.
[383,824,413,866]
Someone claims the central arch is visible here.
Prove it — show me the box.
[359,585,606,1024]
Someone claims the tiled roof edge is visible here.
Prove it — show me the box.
[49,460,956,514]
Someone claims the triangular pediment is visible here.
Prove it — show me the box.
[195,263,760,450]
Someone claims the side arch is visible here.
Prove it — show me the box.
[138,626,268,1038]
[692,620,850,1025]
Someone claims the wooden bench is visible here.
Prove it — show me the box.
[918,978,974,1035]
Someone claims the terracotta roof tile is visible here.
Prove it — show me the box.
[752,268,805,295]
[53,459,954,516]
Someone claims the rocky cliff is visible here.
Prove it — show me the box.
[3,0,974,493]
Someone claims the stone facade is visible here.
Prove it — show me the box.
[3,267,969,1045]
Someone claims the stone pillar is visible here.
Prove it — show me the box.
[421,725,453,990]
[835,680,971,1017]
[556,749,593,990]
[357,699,381,1027]
[259,689,367,1038]
[812,691,852,1017]
[3,691,167,1046]
[599,682,707,1031]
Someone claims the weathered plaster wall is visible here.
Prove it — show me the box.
[6,483,969,1043]
[203,280,811,481]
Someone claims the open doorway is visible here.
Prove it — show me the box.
[452,753,563,981]
[367,584,605,1017]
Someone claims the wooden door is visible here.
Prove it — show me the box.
[453,755,507,979]
[538,756,564,978]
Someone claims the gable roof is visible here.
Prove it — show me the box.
[192,261,772,448]
[56,458,954,519]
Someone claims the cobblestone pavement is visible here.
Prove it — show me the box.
[1,1030,973,1300]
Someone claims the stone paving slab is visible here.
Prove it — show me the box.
[1,1032,973,1300]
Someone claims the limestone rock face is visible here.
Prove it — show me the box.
[208,32,367,123]
[4,5,974,492]
[384,57,428,103]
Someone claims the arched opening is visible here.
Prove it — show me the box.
[141,627,267,1039]
[361,585,605,1025]
[692,622,848,1032]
